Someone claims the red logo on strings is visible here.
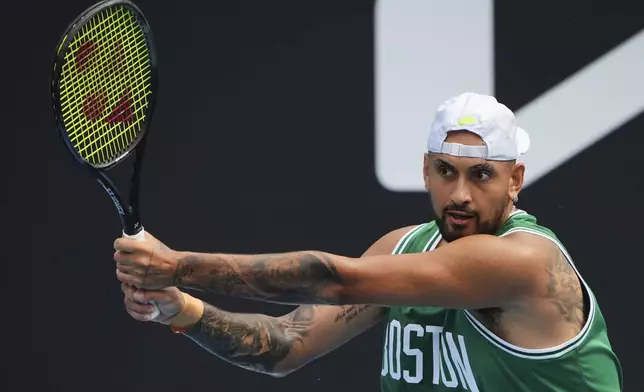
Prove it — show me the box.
[75,40,96,72]
[76,39,133,124]
[105,90,134,124]
[82,94,107,121]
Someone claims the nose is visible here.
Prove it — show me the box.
[450,177,472,206]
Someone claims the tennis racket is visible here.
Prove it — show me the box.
[51,0,159,318]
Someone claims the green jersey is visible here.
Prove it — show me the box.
[379,209,622,391]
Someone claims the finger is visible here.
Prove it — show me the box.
[114,250,150,268]
[125,306,155,322]
[116,264,143,278]
[121,282,138,301]
[114,251,151,277]
[113,250,136,265]
[114,237,141,253]
[132,288,170,304]
[121,281,133,293]
[124,297,157,315]
[116,269,142,286]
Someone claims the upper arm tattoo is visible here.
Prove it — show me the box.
[334,305,373,324]
[544,247,585,328]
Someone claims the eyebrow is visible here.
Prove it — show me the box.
[435,159,453,168]
[469,163,495,172]
[434,158,498,174]
[435,159,495,172]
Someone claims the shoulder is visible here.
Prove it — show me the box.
[500,230,561,261]
[437,232,560,292]
[501,230,573,283]
[362,225,420,257]
[493,231,571,297]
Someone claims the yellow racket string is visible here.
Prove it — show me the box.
[58,5,152,166]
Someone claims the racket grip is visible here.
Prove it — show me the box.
[121,227,161,321]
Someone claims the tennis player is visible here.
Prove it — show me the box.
[114,93,623,391]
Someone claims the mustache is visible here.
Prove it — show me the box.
[443,203,477,216]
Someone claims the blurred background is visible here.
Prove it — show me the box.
[3,0,643,391]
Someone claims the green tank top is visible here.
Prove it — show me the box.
[379,209,623,392]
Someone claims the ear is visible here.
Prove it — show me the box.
[509,162,525,202]
[423,153,432,192]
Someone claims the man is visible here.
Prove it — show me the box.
[114,92,623,391]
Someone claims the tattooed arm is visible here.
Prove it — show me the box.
[164,233,552,309]
[115,227,559,309]
[182,303,384,377]
[179,227,421,376]
[119,226,417,376]
[122,283,383,376]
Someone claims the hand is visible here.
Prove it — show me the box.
[121,282,184,324]
[113,231,179,290]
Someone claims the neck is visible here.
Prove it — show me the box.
[501,204,519,224]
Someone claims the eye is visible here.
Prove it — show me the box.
[473,170,492,181]
[438,165,454,177]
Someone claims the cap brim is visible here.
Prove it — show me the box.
[516,127,530,155]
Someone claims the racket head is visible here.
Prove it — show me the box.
[51,0,158,171]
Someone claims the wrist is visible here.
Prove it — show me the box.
[164,291,204,331]
[172,251,197,287]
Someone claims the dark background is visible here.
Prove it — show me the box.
[3,0,643,391]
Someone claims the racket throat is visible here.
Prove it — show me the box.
[95,170,142,236]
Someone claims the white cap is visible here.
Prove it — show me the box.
[427,92,530,161]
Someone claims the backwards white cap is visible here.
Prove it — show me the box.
[427,92,530,161]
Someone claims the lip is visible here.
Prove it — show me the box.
[446,212,474,225]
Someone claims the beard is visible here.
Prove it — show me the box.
[435,196,510,243]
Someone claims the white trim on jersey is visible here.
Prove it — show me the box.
[422,230,440,252]
[461,227,597,360]
[392,224,427,255]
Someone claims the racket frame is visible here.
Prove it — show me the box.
[51,0,159,236]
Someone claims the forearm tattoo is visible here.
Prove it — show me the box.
[173,252,345,304]
[183,304,316,375]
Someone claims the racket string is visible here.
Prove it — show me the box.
[61,7,131,162]
[65,7,137,153]
[58,4,153,167]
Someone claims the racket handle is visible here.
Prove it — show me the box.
[122,228,161,320]
[123,227,146,241]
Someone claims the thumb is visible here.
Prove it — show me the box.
[134,288,170,304]
[114,237,140,253]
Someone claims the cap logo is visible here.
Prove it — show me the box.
[458,116,477,126]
